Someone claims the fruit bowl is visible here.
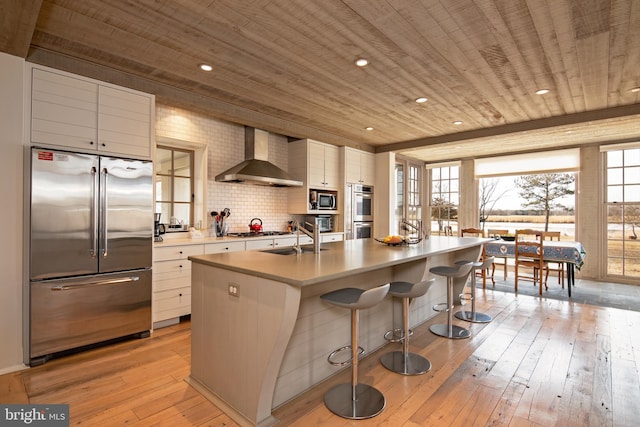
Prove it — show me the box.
[375,236,423,246]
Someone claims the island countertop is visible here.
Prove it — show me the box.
[188,236,490,287]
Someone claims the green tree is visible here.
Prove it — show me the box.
[515,173,575,231]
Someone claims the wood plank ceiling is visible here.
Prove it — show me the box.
[2,0,639,163]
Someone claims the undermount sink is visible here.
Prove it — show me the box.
[261,246,327,255]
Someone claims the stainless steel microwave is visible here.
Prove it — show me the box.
[317,192,337,210]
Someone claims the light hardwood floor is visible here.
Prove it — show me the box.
[2,289,639,426]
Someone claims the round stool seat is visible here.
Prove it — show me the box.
[321,285,390,310]
[430,264,473,278]
[454,257,494,323]
[429,262,473,339]
[380,279,434,376]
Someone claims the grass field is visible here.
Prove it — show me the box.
[486,215,575,223]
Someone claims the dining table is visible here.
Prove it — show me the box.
[484,239,587,297]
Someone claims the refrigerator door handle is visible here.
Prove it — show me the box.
[91,166,98,258]
[101,167,109,258]
[50,275,140,291]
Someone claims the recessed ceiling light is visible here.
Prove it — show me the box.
[453,121,463,125]
[415,97,428,103]
[199,64,213,72]
[630,87,640,93]
[365,127,374,131]
[355,58,369,67]
[536,89,550,95]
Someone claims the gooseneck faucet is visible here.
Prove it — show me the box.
[293,218,322,254]
[401,218,426,240]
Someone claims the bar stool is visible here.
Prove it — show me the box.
[380,279,435,375]
[320,284,390,419]
[454,257,494,323]
[429,262,474,339]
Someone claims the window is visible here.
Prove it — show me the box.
[605,147,640,278]
[407,163,421,223]
[429,165,459,235]
[155,146,194,228]
[394,160,423,236]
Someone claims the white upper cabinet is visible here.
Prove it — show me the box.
[288,139,340,214]
[98,86,153,158]
[31,68,98,148]
[29,65,154,159]
[308,140,339,189]
[344,147,375,185]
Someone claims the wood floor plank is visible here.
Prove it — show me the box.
[2,290,639,426]
[0,372,29,404]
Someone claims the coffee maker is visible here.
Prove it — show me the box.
[154,213,165,242]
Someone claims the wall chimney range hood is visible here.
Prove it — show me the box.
[215,127,302,187]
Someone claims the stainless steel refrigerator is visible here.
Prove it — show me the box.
[28,147,153,366]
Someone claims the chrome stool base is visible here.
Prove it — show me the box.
[323,383,385,420]
[429,323,470,339]
[455,310,492,323]
[380,351,431,375]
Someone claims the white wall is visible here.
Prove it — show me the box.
[374,152,395,237]
[0,53,26,373]
[155,105,293,233]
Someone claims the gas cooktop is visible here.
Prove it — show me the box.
[227,231,293,238]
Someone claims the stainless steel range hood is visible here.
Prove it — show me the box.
[215,127,303,187]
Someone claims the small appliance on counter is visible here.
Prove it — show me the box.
[249,218,263,233]
[154,213,166,242]
[305,215,333,232]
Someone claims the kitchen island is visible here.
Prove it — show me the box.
[188,236,487,426]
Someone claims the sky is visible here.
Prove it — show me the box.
[482,175,576,211]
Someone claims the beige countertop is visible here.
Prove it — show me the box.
[154,231,343,247]
[154,234,258,246]
[189,236,490,287]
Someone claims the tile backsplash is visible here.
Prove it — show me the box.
[155,103,294,233]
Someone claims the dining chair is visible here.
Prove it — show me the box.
[460,228,492,287]
[514,229,549,295]
[543,231,565,288]
[487,228,509,282]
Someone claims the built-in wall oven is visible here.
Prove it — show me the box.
[345,184,373,239]
[353,221,373,239]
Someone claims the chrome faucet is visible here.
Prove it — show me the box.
[293,218,322,254]
[401,218,426,240]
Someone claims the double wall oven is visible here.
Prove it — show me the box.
[345,184,373,239]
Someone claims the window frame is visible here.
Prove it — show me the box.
[604,146,640,279]
[155,145,195,229]
[428,164,460,236]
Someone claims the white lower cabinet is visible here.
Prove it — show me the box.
[205,241,246,254]
[321,232,344,243]
[154,236,315,328]
[152,244,204,328]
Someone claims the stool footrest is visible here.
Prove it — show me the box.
[383,328,413,343]
[432,302,450,313]
[459,291,473,302]
[328,345,365,366]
